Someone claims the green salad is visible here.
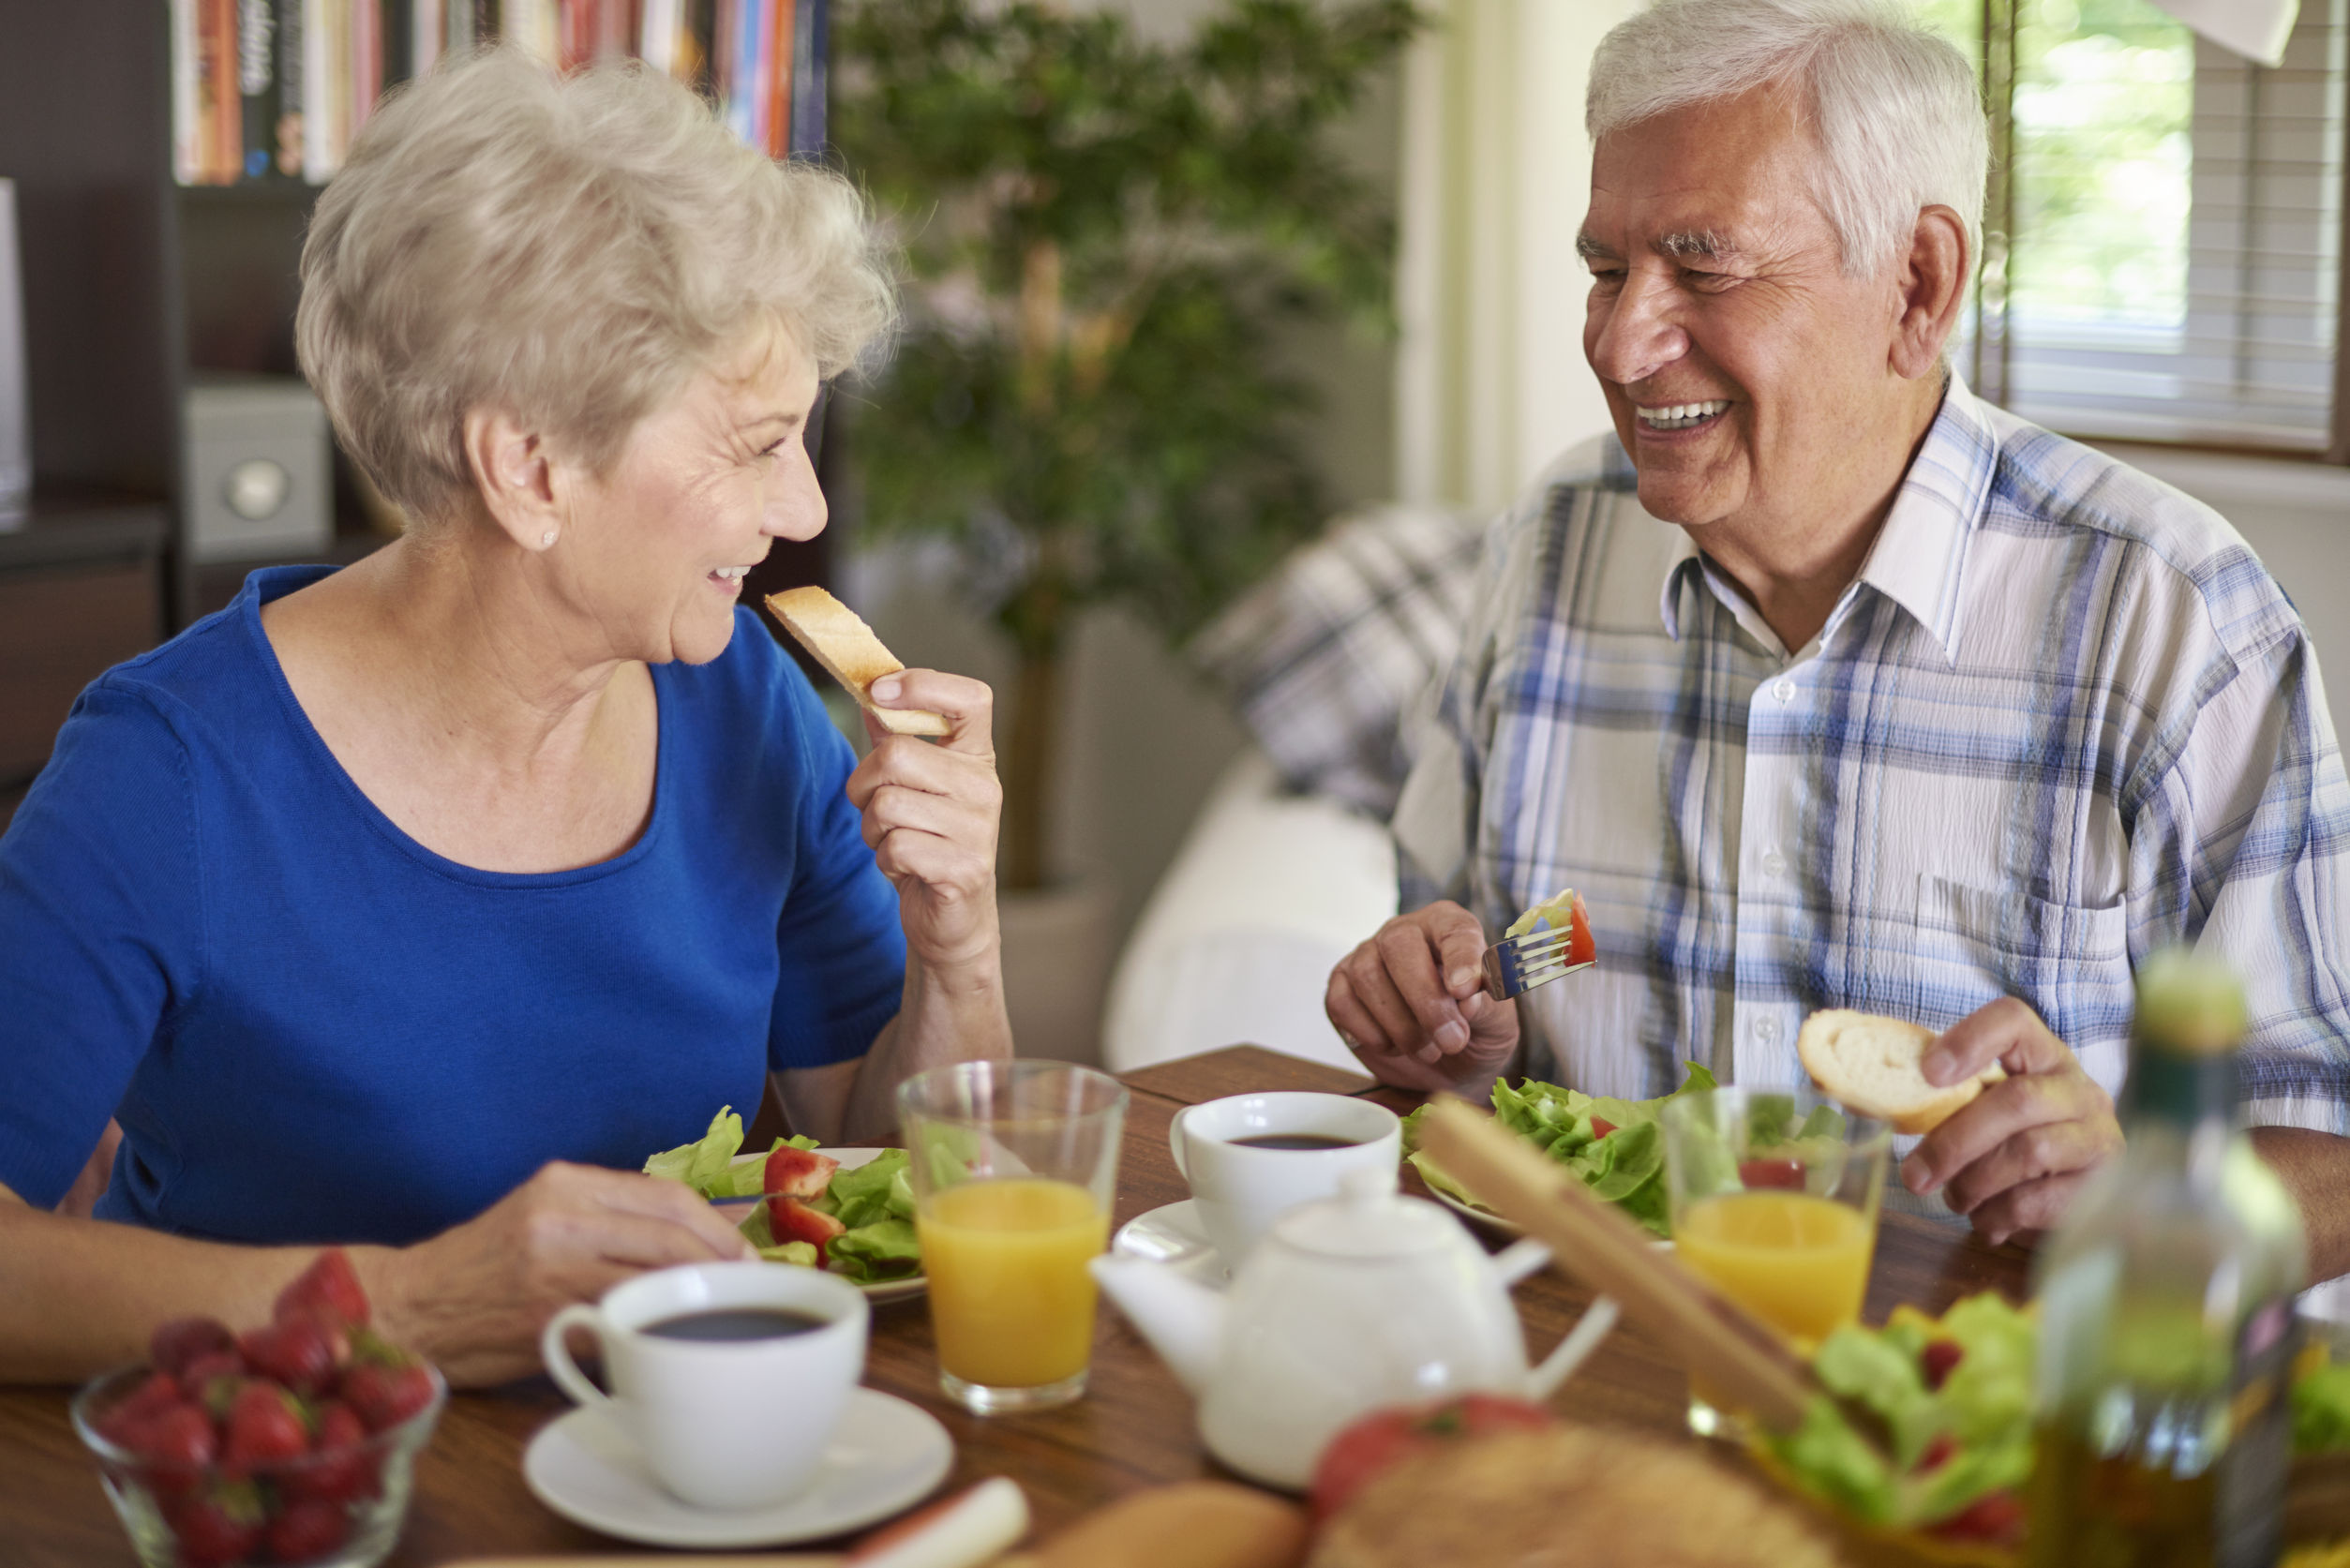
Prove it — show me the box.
[1400,1063,1717,1236]
[642,1107,922,1286]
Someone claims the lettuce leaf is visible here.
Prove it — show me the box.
[828,1218,922,1284]
[642,1106,745,1197]
[827,1150,915,1231]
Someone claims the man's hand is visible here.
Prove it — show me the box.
[1900,997,2123,1246]
[1325,902,1519,1093]
[366,1162,754,1385]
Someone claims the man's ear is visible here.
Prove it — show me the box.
[1890,204,1970,381]
[462,408,564,551]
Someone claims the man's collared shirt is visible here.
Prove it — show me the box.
[1394,379,2350,1136]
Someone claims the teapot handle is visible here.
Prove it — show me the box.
[1527,1294,1621,1399]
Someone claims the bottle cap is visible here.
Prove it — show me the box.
[2133,948,2248,1057]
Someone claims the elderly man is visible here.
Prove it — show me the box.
[1326,0,2350,1266]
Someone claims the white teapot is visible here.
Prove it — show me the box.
[1090,1165,1619,1489]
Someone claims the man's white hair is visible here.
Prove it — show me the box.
[1587,0,1986,276]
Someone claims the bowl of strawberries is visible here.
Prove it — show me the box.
[71,1249,445,1568]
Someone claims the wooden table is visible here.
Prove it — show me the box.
[0,1047,2032,1565]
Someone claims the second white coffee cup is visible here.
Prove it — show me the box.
[542,1260,868,1511]
[1170,1091,1402,1266]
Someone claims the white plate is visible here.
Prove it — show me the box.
[714,1148,926,1305]
[523,1387,952,1549]
[1110,1200,1229,1287]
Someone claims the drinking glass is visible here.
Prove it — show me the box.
[1659,1085,1891,1438]
[897,1059,1129,1414]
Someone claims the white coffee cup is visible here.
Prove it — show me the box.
[541,1261,868,1511]
[1170,1092,1403,1267]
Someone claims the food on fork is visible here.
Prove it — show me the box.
[1797,1009,2005,1134]
[641,1108,922,1283]
[765,586,952,737]
[1504,885,1594,953]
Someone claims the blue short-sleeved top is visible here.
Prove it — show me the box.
[0,566,906,1244]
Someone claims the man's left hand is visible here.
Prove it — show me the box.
[1900,997,2123,1247]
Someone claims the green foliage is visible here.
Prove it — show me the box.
[831,0,1423,658]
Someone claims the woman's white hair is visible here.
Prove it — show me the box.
[1587,0,1986,276]
[297,46,897,527]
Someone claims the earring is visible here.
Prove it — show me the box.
[540,529,558,548]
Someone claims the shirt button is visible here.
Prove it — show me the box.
[1761,849,1789,877]
[1756,1017,1781,1042]
[1773,678,1796,703]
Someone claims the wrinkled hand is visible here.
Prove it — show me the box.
[1325,901,1519,1093]
[1901,997,2123,1247]
[370,1162,753,1385]
[846,670,1002,975]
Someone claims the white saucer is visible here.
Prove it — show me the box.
[1111,1200,1228,1285]
[523,1387,952,1548]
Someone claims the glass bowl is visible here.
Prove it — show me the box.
[71,1359,447,1568]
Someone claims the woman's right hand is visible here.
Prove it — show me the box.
[361,1161,754,1385]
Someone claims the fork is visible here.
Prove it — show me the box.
[1481,925,1595,1001]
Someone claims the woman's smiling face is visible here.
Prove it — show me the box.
[1579,83,1914,541]
[553,331,827,667]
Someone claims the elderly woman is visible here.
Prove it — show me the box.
[0,49,1008,1385]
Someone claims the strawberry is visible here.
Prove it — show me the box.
[1566,890,1596,967]
[341,1361,435,1433]
[96,1370,185,1445]
[274,1249,369,1330]
[239,1317,347,1398]
[1931,1489,2026,1546]
[116,1401,218,1497]
[165,1482,264,1568]
[178,1350,245,1389]
[222,1381,309,1468]
[283,1401,379,1504]
[1738,1157,1806,1190]
[1589,1116,1619,1140]
[1921,1337,1965,1391]
[763,1143,840,1200]
[149,1317,237,1381]
[766,1195,847,1255]
[264,1498,351,1563]
[1913,1432,1957,1472]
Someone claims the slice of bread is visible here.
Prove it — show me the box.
[765,587,951,738]
[1796,1008,2004,1134]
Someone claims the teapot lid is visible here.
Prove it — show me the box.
[1270,1164,1478,1260]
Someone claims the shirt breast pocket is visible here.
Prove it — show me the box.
[1899,874,2133,1086]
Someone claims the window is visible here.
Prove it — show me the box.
[1922,0,2350,455]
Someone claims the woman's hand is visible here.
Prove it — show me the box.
[846,670,1002,975]
[365,1162,753,1386]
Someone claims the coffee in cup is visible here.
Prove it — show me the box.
[541,1260,868,1510]
[1170,1091,1402,1266]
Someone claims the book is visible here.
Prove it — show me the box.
[302,0,338,180]
[350,0,382,137]
[172,0,202,184]
[237,0,277,180]
[412,0,444,76]
[787,0,821,157]
[274,0,305,175]
[767,0,795,159]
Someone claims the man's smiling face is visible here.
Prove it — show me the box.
[1580,83,1914,539]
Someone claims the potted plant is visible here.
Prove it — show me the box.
[831,0,1422,895]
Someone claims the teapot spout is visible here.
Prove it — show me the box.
[1089,1254,1225,1396]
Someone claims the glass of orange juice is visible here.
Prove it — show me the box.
[1659,1085,1890,1438]
[896,1060,1129,1414]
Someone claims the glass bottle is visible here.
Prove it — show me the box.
[2028,949,2307,1568]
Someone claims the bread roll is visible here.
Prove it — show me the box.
[766,587,951,738]
[1798,1008,2004,1134]
[1310,1426,1839,1568]
[1033,1482,1309,1568]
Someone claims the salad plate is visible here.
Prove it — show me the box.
[523,1387,951,1548]
[712,1148,927,1306]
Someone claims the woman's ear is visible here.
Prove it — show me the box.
[462,408,565,551]
[1891,204,1970,382]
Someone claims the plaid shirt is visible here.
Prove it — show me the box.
[1393,378,2350,1135]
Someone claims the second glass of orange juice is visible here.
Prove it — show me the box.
[1659,1085,1890,1437]
[897,1060,1128,1414]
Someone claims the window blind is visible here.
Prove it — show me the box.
[1953,0,2350,455]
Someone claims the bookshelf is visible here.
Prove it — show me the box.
[0,3,836,829]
